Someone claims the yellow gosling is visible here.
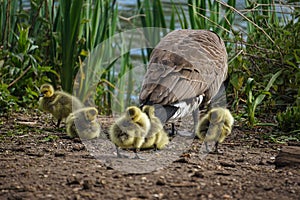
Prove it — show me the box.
[196,107,234,153]
[109,106,151,159]
[66,107,100,140]
[39,83,84,127]
[141,105,169,150]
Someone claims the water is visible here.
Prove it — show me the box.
[20,0,295,32]
[118,0,295,30]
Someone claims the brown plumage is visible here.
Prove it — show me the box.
[139,30,228,133]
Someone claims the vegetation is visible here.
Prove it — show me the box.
[0,0,299,138]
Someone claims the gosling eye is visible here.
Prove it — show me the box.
[39,92,46,97]
[40,91,49,97]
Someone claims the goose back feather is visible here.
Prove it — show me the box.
[139,30,228,123]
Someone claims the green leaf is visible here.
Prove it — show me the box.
[264,70,282,92]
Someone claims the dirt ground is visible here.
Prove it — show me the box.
[0,110,299,200]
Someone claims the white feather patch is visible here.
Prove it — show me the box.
[170,95,204,120]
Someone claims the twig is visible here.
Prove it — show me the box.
[228,50,243,65]
[216,0,275,44]
[8,65,32,88]
[119,14,146,22]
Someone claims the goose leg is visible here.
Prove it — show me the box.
[192,109,199,137]
[171,123,176,136]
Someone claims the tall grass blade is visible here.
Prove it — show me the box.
[0,0,19,49]
[59,0,83,93]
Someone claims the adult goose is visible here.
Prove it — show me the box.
[139,29,228,135]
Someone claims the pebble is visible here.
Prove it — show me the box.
[82,179,93,190]
[156,179,166,186]
[235,158,244,162]
[54,152,65,157]
[219,161,236,168]
[191,171,204,178]
[222,194,232,199]
[153,193,164,199]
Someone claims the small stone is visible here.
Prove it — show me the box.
[235,158,244,163]
[192,171,204,178]
[287,171,293,176]
[153,193,164,199]
[67,177,80,185]
[82,180,93,190]
[222,194,232,199]
[73,138,82,143]
[54,152,65,157]
[290,189,295,194]
[263,186,273,191]
[215,172,231,176]
[156,179,166,186]
[219,161,236,168]
[73,144,85,151]
[26,152,44,157]
[174,157,188,163]
[258,159,265,165]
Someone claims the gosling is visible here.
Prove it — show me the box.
[39,83,84,127]
[196,107,234,153]
[66,107,100,140]
[109,106,151,159]
[141,105,169,150]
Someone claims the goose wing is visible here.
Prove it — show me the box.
[139,29,228,106]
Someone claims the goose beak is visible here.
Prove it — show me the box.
[39,93,44,98]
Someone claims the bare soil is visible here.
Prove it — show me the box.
[0,110,299,200]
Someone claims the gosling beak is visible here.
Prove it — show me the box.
[39,93,44,98]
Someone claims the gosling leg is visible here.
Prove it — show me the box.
[133,148,146,160]
[214,141,219,154]
[133,148,142,159]
[154,144,158,151]
[56,119,61,128]
[116,146,128,158]
[204,142,210,153]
